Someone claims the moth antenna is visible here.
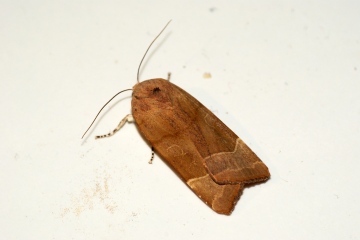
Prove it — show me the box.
[83,21,171,139]
[137,20,172,83]
[82,89,132,139]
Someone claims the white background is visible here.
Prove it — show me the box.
[1,1,359,239]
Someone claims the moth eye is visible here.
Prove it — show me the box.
[152,87,161,94]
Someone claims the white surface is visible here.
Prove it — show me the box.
[1,1,360,239]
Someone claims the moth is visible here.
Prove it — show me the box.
[83,21,270,215]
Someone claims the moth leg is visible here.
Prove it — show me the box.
[148,146,155,164]
[167,72,171,81]
[95,114,134,139]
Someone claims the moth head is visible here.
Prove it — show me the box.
[132,78,173,113]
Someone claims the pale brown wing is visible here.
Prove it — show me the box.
[132,78,269,214]
[171,81,270,185]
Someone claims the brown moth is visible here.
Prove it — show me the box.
[83,21,270,215]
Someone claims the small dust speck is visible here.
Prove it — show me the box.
[106,204,117,214]
[60,208,70,217]
[209,7,217,12]
[203,72,212,79]
[354,67,357,71]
